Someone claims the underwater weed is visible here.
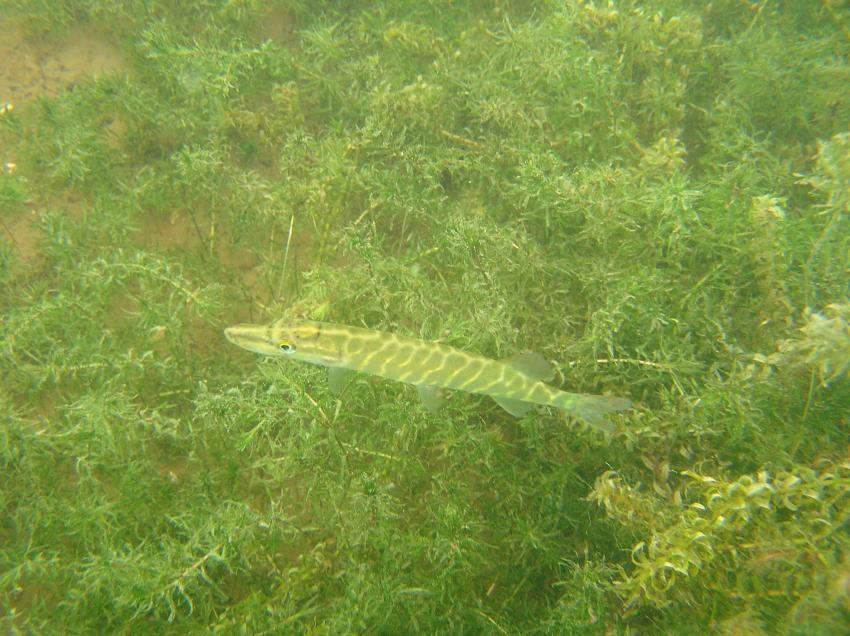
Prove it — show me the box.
[591,461,850,631]
[2,1,850,633]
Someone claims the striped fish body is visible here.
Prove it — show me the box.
[224,319,630,431]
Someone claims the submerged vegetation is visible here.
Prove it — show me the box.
[1,0,848,632]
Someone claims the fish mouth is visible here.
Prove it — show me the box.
[223,325,247,345]
[224,324,274,354]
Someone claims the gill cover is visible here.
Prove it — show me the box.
[268,319,343,366]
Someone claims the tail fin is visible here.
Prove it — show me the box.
[569,394,631,433]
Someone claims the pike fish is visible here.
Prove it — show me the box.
[224,319,631,431]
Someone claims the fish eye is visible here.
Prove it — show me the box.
[279,342,295,352]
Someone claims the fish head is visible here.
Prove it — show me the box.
[224,319,342,366]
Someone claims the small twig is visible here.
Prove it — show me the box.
[123,262,201,305]
[439,128,484,149]
[473,609,509,635]
[300,389,329,423]
[566,357,685,371]
[188,209,208,261]
[339,441,400,461]
[277,213,296,299]
[801,367,816,422]
[0,217,18,246]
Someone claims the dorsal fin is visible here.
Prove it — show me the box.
[503,351,555,381]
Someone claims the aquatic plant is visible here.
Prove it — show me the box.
[1,0,848,633]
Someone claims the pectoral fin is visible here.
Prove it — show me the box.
[493,396,535,417]
[416,385,445,413]
[503,352,555,381]
[327,367,355,395]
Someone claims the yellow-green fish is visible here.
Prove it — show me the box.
[224,319,631,431]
